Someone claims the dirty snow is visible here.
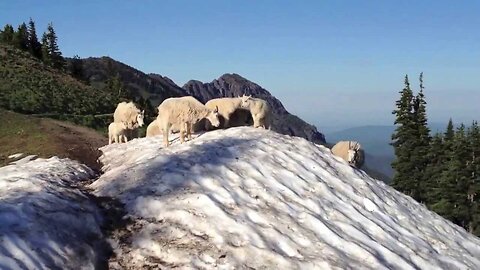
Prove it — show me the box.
[92,127,480,269]
[7,153,24,159]
[0,157,107,270]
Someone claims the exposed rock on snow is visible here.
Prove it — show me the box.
[92,127,480,269]
[7,153,24,159]
[9,154,37,165]
[0,157,108,270]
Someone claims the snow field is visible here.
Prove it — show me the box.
[92,127,480,269]
[0,156,107,270]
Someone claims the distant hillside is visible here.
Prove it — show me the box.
[183,73,326,144]
[0,44,115,115]
[76,57,185,106]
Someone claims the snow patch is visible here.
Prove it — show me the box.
[92,127,480,269]
[0,157,106,269]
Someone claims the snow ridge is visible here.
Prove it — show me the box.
[0,157,106,270]
[92,127,480,269]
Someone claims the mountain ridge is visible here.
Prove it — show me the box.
[183,73,325,143]
[77,57,326,143]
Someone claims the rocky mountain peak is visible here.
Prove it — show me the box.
[182,74,325,144]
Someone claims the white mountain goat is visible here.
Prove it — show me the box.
[146,119,183,137]
[204,97,243,129]
[113,101,145,140]
[240,95,271,129]
[156,96,220,147]
[331,141,365,169]
[146,120,161,137]
[108,122,128,144]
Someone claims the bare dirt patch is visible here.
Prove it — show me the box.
[1,110,107,171]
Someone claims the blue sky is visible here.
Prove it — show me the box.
[1,1,479,130]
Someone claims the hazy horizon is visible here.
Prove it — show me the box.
[1,0,479,128]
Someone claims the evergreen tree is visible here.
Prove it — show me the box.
[435,125,471,228]
[42,23,65,69]
[429,121,456,220]
[69,55,85,81]
[445,119,455,142]
[466,121,480,234]
[136,96,156,118]
[391,75,417,198]
[27,18,42,59]
[411,72,431,202]
[13,22,28,50]
[0,24,15,44]
[424,133,445,206]
[104,74,132,101]
[41,32,50,65]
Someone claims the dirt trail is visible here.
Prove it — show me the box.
[38,119,107,171]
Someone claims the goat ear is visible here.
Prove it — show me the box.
[214,106,219,113]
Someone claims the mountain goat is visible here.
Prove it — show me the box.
[156,96,220,147]
[146,119,184,138]
[146,120,161,137]
[331,141,365,169]
[108,122,128,144]
[240,95,271,129]
[204,97,245,129]
[113,101,145,140]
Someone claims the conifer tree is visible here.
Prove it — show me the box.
[42,23,65,69]
[435,125,471,228]
[27,18,42,59]
[445,119,455,142]
[429,121,455,219]
[391,75,417,197]
[136,97,156,118]
[13,22,28,50]
[424,133,445,205]
[104,74,132,101]
[41,32,50,65]
[451,125,471,228]
[411,73,431,202]
[466,121,480,234]
[69,55,85,81]
[0,24,15,44]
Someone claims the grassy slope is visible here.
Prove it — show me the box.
[0,44,115,115]
[0,110,107,170]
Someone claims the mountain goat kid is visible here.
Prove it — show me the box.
[240,95,271,129]
[204,97,243,129]
[331,141,365,169]
[156,96,220,147]
[113,101,145,140]
[108,122,128,144]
